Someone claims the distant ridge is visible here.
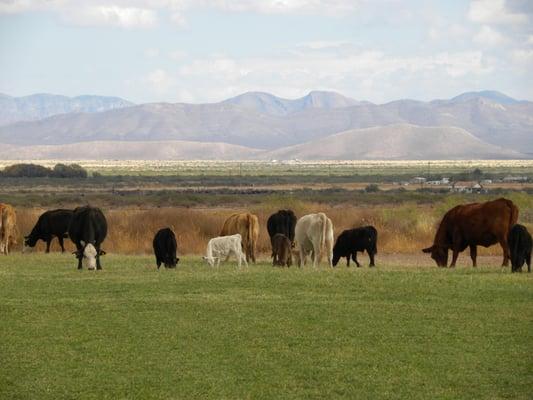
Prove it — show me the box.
[264,124,526,160]
[221,90,362,115]
[0,90,531,159]
[0,93,134,126]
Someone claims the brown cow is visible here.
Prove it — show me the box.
[220,213,259,263]
[0,203,17,255]
[422,198,518,268]
[271,233,292,267]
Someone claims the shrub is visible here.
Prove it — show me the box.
[365,184,380,193]
[0,163,88,178]
[52,163,88,178]
[1,163,51,177]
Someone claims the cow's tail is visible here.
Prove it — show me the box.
[508,200,519,229]
[319,212,327,252]
[247,214,254,256]
[371,228,378,255]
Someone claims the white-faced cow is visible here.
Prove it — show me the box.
[203,234,248,268]
[69,206,107,270]
[294,212,334,268]
[0,203,17,255]
[24,209,73,253]
[153,228,179,269]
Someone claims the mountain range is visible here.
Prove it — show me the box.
[0,90,531,160]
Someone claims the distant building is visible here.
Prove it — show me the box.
[503,176,528,183]
[450,182,488,194]
[410,177,426,184]
[427,177,450,185]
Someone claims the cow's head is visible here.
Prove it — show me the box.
[332,251,341,267]
[165,257,180,268]
[23,235,36,253]
[202,256,218,267]
[422,245,448,267]
[74,241,106,270]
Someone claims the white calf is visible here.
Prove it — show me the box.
[203,234,248,268]
[294,212,334,268]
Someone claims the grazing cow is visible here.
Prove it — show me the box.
[271,233,292,267]
[23,209,73,253]
[294,212,334,268]
[508,224,531,273]
[203,234,248,268]
[422,198,518,268]
[220,213,259,263]
[68,206,107,270]
[153,228,179,269]
[332,226,378,267]
[267,210,297,244]
[0,203,17,255]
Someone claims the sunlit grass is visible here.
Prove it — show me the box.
[1,253,532,399]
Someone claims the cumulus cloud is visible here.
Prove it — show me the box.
[468,0,529,25]
[473,25,506,46]
[159,47,493,102]
[0,0,361,21]
[146,69,175,93]
[67,5,157,28]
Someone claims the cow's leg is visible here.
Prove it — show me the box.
[450,247,460,268]
[499,237,510,267]
[368,250,376,267]
[58,236,66,253]
[297,245,304,268]
[527,252,531,273]
[251,243,256,263]
[242,252,248,268]
[469,245,477,267]
[96,246,102,270]
[351,252,361,268]
[311,241,321,268]
[346,255,350,267]
[45,238,51,253]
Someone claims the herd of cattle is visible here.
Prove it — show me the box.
[0,198,531,273]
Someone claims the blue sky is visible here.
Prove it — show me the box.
[0,0,532,103]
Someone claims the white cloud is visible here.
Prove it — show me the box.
[144,48,160,58]
[202,0,359,16]
[146,69,175,93]
[169,50,188,61]
[0,0,361,18]
[473,25,506,46]
[511,48,533,67]
[164,47,493,102]
[67,5,157,28]
[468,0,528,25]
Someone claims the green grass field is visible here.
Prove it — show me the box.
[1,254,532,399]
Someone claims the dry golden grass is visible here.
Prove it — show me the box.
[12,202,524,258]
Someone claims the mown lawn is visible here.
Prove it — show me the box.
[0,254,532,399]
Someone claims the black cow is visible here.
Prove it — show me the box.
[68,206,107,270]
[508,224,532,273]
[267,209,297,244]
[24,209,73,253]
[332,226,377,267]
[153,228,179,269]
